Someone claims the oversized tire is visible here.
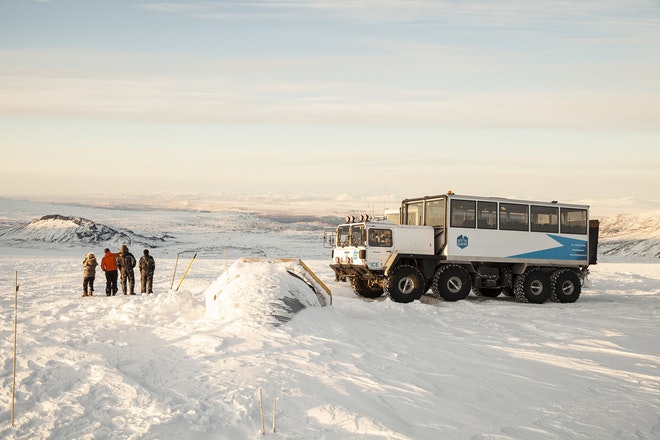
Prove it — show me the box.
[431,265,472,301]
[350,276,384,299]
[513,269,550,304]
[474,287,502,298]
[550,269,581,303]
[385,265,425,303]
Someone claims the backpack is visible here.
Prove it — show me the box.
[141,255,155,272]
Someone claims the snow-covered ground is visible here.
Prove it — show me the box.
[0,199,658,439]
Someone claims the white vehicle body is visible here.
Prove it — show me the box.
[444,228,588,264]
[332,223,434,270]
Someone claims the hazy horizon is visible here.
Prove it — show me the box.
[1,191,658,219]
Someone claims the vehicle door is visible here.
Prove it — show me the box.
[366,227,394,270]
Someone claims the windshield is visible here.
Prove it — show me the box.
[351,225,365,246]
[337,225,350,247]
[336,224,369,247]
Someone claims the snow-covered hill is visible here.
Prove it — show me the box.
[598,212,660,239]
[598,212,660,258]
[0,198,339,260]
[0,214,168,248]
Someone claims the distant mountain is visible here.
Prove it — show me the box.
[598,212,660,258]
[0,214,167,248]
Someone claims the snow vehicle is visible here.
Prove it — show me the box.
[326,192,599,304]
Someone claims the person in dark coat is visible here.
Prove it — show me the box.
[139,249,156,294]
[82,252,98,297]
[116,244,136,295]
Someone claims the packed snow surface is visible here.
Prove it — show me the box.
[0,199,658,439]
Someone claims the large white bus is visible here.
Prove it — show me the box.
[328,192,599,304]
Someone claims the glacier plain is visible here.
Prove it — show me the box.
[0,198,658,439]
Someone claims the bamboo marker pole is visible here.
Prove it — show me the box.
[175,253,197,292]
[11,271,19,426]
[170,253,180,289]
[259,388,265,435]
[273,396,277,433]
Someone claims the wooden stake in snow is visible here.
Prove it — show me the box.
[11,271,19,426]
[259,388,265,435]
[273,396,277,433]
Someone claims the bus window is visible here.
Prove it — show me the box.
[500,203,529,231]
[561,208,587,234]
[450,199,476,228]
[368,228,393,247]
[531,205,559,233]
[405,201,424,225]
[477,201,497,229]
[425,199,446,227]
[384,209,400,224]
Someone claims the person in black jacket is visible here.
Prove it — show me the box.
[139,249,156,294]
[116,244,136,295]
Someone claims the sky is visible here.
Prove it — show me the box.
[1,0,659,216]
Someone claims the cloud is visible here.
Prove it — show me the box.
[138,1,644,23]
[2,46,659,130]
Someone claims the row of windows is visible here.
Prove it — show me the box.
[451,199,588,234]
[404,199,445,227]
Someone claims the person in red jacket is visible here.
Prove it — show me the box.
[101,248,119,296]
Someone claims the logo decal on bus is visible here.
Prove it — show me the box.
[457,235,469,249]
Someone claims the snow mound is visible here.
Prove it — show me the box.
[0,214,166,247]
[204,258,331,329]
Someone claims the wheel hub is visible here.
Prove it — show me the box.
[398,277,415,294]
[561,280,575,295]
[529,280,544,296]
[447,276,463,294]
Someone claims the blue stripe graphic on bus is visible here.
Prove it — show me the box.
[509,235,588,260]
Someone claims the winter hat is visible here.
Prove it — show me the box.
[144,249,149,256]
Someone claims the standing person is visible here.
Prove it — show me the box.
[116,244,136,295]
[140,249,156,293]
[101,248,119,296]
[139,249,156,294]
[82,252,98,297]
